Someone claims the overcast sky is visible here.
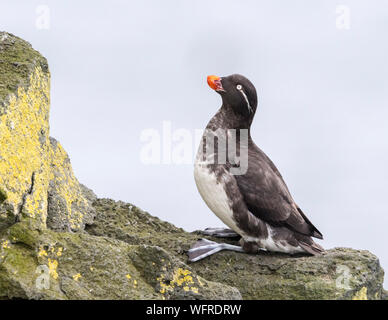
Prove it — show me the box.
[1,0,387,287]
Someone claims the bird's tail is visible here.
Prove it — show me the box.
[297,207,324,240]
[298,239,325,256]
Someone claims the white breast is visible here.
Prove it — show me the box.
[194,162,243,235]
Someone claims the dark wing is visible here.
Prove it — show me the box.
[234,143,323,239]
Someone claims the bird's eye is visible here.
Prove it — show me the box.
[236,84,242,90]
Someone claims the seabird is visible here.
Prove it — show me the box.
[188,74,324,262]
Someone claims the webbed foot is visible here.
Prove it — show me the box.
[187,238,244,262]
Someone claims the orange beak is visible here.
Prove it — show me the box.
[207,75,224,92]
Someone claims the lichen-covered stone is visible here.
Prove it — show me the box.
[47,137,96,231]
[0,32,95,232]
[86,199,197,256]
[0,221,239,299]
[0,31,49,108]
[191,247,385,300]
[0,32,50,230]
[87,199,386,300]
[128,244,241,300]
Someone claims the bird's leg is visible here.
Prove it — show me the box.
[187,238,244,262]
[199,227,241,239]
[240,238,261,254]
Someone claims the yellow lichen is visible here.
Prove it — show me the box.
[1,240,11,249]
[157,268,199,296]
[352,287,368,300]
[126,274,131,279]
[49,142,90,230]
[48,258,58,280]
[0,65,50,227]
[56,247,63,257]
[191,287,199,294]
[72,273,82,281]
[0,63,90,231]
[38,247,48,257]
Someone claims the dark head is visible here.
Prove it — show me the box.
[207,74,258,122]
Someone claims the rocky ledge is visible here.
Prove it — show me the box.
[0,32,386,300]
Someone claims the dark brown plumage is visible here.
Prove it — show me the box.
[190,74,324,261]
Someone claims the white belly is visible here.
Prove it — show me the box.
[194,162,243,234]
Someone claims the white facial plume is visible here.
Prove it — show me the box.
[236,84,253,113]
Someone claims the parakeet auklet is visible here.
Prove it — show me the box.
[188,74,324,262]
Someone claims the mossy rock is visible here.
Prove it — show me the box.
[0,221,240,299]
[0,32,95,233]
[0,31,48,106]
[86,198,386,300]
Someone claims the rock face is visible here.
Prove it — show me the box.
[86,199,385,300]
[0,32,386,300]
[0,32,94,232]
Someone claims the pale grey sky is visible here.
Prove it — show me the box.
[1,0,387,287]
